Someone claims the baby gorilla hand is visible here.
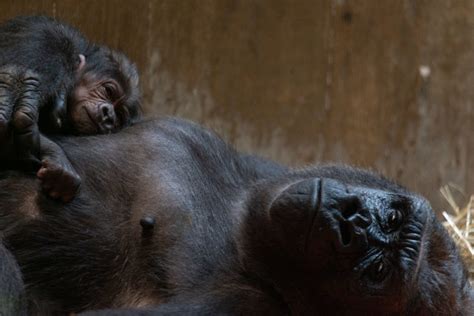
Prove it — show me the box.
[37,159,81,203]
[37,136,81,202]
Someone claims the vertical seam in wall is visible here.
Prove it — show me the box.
[146,0,154,72]
[52,1,57,18]
[324,0,336,112]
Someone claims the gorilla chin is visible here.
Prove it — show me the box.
[0,118,472,315]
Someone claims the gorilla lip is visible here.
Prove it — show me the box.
[83,107,101,133]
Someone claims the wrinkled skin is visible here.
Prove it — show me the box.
[0,118,472,315]
[0,15,141,201]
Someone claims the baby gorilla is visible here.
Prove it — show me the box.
[0,15,140,201]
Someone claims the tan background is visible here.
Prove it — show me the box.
[0,0,472,212]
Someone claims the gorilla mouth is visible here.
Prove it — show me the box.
[82,107,100,133]
[339,220,352,246]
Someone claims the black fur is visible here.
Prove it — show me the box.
[0,239,26,315]
[0,117,472,315]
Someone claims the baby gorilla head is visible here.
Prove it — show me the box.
[241,176,473,315]
[66,48,140,135]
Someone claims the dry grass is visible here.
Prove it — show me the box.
[441,184,474,281]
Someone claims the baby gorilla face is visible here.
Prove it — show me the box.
[69,73,124,134]
[243,177,473,315]
[63,52,140,136]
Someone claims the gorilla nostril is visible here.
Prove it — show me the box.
[348,213,372,228]
[100,103,112,118]
[340,195,362,219]
[98,103,116,131]
[335,219,369,253]
[339,220,352,246]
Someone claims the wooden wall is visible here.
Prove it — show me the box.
[0,0,472,212]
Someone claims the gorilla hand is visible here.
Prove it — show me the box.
[0,65,66,170]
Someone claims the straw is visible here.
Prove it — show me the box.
[441,184,474,281]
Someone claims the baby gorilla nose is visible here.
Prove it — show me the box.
[98,103,116,132]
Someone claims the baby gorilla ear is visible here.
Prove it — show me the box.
[77,54,86,72]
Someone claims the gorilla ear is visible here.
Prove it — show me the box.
[77,54,86,72]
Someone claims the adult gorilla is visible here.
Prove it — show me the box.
[0,117,472,315]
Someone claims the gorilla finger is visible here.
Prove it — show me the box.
[0,87,13,142]
[0,66,20,141]
[37,167,47,179]
[13,72,42,165]
[13,122,41,170]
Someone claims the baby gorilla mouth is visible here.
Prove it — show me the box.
[77,102,117,134]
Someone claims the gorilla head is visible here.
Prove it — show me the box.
[241,174,473,315]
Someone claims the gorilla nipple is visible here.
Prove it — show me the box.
[140,216,156,242]
[140,216,156,230]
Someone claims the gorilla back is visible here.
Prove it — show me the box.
[0,118,472,315]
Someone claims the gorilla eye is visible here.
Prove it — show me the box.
[105,86,114,97]
[386,209,403,232]
[366,260,389,283]
[103,83,117,99]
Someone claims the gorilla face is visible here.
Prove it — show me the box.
[308,180,429,313]
[242,177,473,315]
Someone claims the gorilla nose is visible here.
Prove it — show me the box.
[99,103,116,131]
[318,179,371,253]
[268,178,371,255]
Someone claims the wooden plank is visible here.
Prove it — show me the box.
[0,0,471,211]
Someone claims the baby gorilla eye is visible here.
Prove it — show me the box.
[386,208,403,232]
[103,82,118,100]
